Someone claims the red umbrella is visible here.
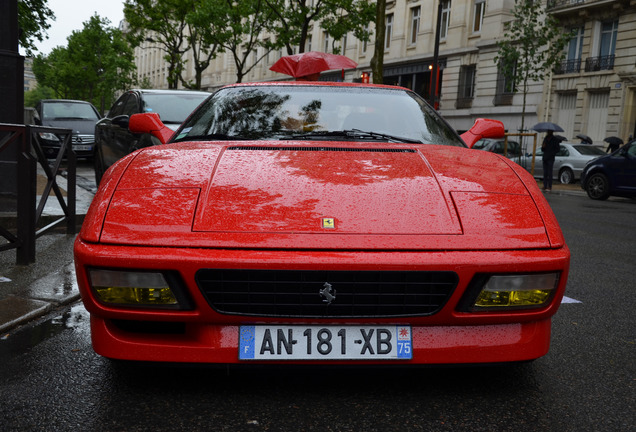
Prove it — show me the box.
[270,51,357,79]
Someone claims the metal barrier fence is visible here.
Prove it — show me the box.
[0,123,76,264]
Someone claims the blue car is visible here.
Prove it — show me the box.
[581,141,636,200]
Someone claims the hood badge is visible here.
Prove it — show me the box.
[321,217,335,229]
[319,282,336,305]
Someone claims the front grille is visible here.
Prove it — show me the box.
[196,269,457,318]
[72,134,95,144]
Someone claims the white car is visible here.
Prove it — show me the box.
[525,143,606,184]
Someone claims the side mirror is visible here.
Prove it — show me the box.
[460,118,505,148]
[128,112,173,145]
[112,115,130,128]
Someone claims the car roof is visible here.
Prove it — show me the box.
[132,89,211,95]
[221,81,410,91]
[40,99,94,104]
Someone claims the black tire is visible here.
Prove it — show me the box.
[94,144,105,186]
[559,168,574,184]
[585,172,610,200]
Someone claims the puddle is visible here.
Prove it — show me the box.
[0,303,89,360]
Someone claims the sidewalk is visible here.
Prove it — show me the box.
[0,168,95,333]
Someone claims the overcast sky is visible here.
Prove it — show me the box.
[27,0,125,55]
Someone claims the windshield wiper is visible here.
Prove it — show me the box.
[279,129,423,144]
[174,133,247,142]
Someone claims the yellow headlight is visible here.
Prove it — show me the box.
[473,273,559,309]
[89,269,178,306]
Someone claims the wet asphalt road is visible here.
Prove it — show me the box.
[0,192,634,432]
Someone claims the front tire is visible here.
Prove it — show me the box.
[559,167,574,184]
[585,173,610,200]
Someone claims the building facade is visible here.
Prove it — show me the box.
[547,0,636,146]
[131,0,636,143]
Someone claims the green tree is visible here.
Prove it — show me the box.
[182,19,220,89]
[193,0,280,83]
[24,85,55,108]
[17,0,55,55]
[494,0,572,133]
[124,0,191,89]
[32,47,74,97]
[65,15,137,113]
[264,0,375,55]
[32,15,137,113]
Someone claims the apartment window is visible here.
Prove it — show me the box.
[473,0,485,34]
[557,26,584,73]
[586,20,617,71]
[494,62,516,105]
[385,13,393,49]
[342,33,348,54]
[410,6,421,45]
[599,20,618,57]
[362,24,370,53]
[441,0,451,39]
[324,32,330,53]
[459,65,476,99]
[307,35,312,53]
[457,65,476,108]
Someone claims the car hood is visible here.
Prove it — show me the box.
[87,142,561,250]
[43,119,97,135]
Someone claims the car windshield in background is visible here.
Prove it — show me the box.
[574,145,606,156]
[142,93,210,124]
[174,85,463,146]
[42,102,99,121]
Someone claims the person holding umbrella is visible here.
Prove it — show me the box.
[541,130,561,191]
[604,136,623,153]
[532,122,564,192]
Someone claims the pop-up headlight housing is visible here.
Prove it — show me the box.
[461,273,560,311]
[88,269,192,309]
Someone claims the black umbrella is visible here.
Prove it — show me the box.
[554,135,568,142]
[604,136,623,146]
[576,133,593,144]
[531,122,564,132]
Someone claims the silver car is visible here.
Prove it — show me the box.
[523,143,606,184]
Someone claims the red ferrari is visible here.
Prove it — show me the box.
[74,82,570,364]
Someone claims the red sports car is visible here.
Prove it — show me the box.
[74,82,570,364]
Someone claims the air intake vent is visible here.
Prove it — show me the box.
[227,146,415,153]
[196,269,457,318]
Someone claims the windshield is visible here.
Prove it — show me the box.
[174,85,463,146]
[142,92,210,124]
[42,102,99,121]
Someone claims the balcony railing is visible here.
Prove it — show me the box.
[547,0,589,10]
[555,58,582,74]
[585,55,615,72]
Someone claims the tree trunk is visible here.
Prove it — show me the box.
[370,0,386,84]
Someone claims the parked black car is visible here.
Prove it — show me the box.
[94,89,210,184]
[581,141,636,200]
[34,99,101,159]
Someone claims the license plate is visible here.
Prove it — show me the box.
[73,145,92,151]
[239,325,412,360]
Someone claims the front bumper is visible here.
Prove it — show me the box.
[74,238,569,364]
[90,316,552,364]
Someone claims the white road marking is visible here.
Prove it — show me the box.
[561,296,582,304]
